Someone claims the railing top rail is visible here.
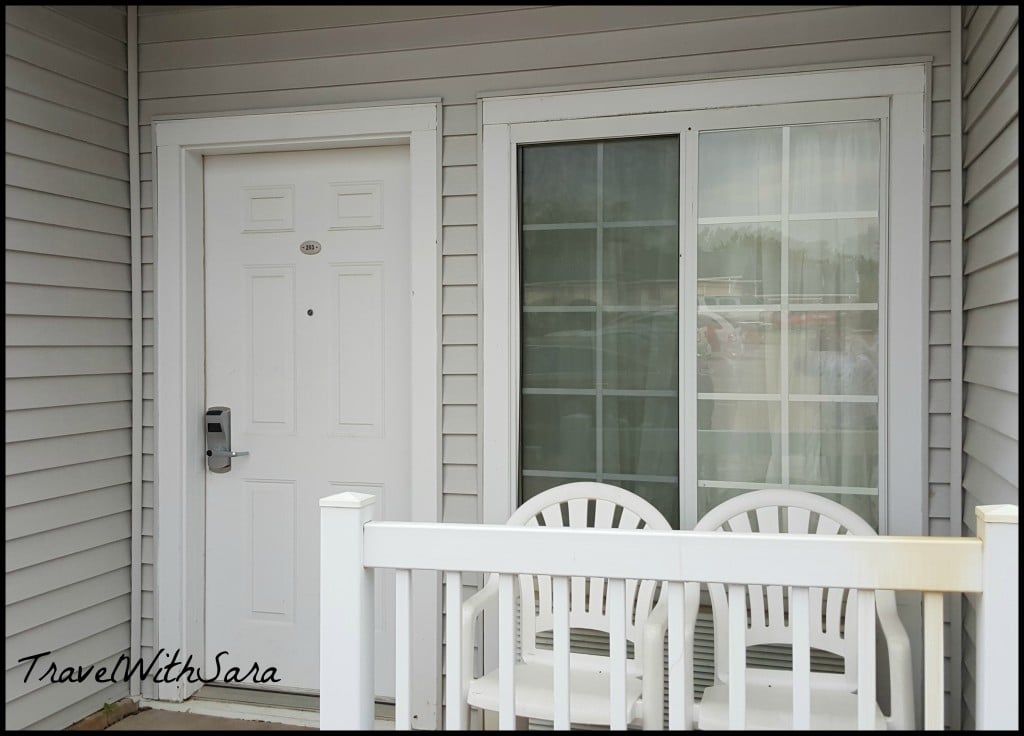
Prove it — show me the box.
[359,521,985,593]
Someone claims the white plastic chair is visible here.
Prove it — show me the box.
[460,481,673,728]
[683,489,914,730]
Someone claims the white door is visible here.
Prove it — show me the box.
[203,145,411,695]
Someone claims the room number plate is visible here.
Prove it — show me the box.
[299,240,322,255]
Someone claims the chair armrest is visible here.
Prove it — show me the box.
[460,574,499,696]
[640,594,668,729]
[878,599,915,730]
[640,582,702,729]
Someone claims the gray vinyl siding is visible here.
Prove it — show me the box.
[958,5,1019,730]
[134,3,957,718]
[5,5,132,730]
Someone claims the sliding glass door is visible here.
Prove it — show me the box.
[515,107,885,531]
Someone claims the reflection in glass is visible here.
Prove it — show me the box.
[699,128,783,217]
[521,475,593,505]
[603,311,678,391]
[603,396,678,478]
[521,143,597,224]
[789,311,878,395]
[521,395,596,473]
[522,229,597,306]
[622,481,679,529]
[603,137,679,221]
[698,223,782,304]
[698,311,780,394]
[789,218,879,304]
[603,226,678,307]
[697,121,882,529]
[522,312,595,390]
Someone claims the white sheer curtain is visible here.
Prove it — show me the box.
[697,121,881,527]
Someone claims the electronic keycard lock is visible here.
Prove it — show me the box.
[205,406,249,473]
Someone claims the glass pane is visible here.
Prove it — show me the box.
[696,119,883,531]
[698,223,782,304]
[521,475,593,506]
[697,400,781,484]
[522,229,596,306]
[698,128,782,218]
[522,312,595,390]
[521,395,595,474]
[789,218,879,304]
[619,480,680,530]
[698,310,781,394]
[603,310,678,390]
[603,137,679,221]
[521,142,597,224]
[790,122,880,214]
[519,136,680,526]
[602,396,678,478]
[788,311,879,395]
[698,486,759,521]
[789,402,878,487]
[603,225,678,307]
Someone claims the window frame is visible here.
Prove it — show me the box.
[481,64,928,537]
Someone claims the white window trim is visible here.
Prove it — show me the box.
[481,64,928,538]
[153,103,441,726]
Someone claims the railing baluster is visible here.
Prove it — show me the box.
[608,578,628,729]
[445,570,465,730]
[668,581,692,730]
[856,590,876,730]
[727,583,746,730]
[923,592,944,730]
[553,575,571,729]
[498,573,517,729]
[791,586,810,729]
[395,569,412,730]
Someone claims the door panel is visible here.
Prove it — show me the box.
[204,145,410,695]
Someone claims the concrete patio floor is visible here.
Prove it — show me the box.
[102,707,395,730]
[107,710,316,730]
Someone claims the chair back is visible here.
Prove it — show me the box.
[506,482,672,674]
[687,489,914,728]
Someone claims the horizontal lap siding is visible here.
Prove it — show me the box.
[4,5,131,730]
[959,5,1019,730]
[136,2,953,714]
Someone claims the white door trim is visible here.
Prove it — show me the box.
[153,103,442,727]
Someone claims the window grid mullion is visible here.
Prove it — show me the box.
[595,142,604,483]
[780,126,791,487]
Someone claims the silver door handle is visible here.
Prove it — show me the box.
[206,449,250,458]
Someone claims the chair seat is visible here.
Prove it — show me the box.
[697,681,887,730]
[467,662,643,726]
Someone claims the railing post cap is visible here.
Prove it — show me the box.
[975,505,1019,525]
[320,491,377,509]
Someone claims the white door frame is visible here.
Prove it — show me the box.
[153,102,442,727]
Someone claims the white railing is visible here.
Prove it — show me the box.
[320,493,1018,730]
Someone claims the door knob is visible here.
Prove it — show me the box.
[205,406,249,473]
